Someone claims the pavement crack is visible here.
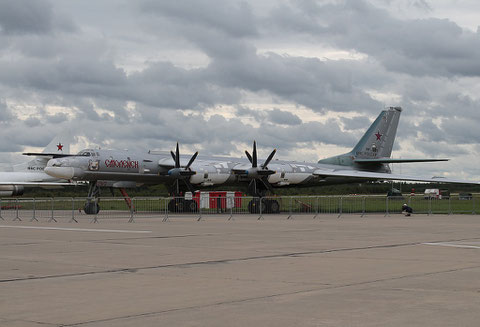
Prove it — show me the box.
[2,236,480,284]
[57,264,480,326]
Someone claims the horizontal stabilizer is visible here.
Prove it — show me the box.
[354,158,449,164]
[23,152,75,158]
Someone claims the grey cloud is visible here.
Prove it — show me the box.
[45,112,68,124]
[139,0,257,39]
[0,0,75,36]
[0,98,14,123]
[136,0,385,115]
[207,53,381,113]
[0,0,53,35]
[439,117,480,144]
[235,106,266,121]
[0,44,381,116]
[268,0,480,78]
[409,141,469,157]
[341,115,372,131]
[268,108,302,125]
[24,117,42,127]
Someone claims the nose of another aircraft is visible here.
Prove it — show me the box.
[44,166,77,179]
[44,159,84,179]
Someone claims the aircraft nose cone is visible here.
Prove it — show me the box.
[44,167,84,179]
[44,167,74,179]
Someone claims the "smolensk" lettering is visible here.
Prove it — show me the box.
[104,159,139,169]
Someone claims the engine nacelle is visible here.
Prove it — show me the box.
[190,166,230,186]
[0,185,25,197]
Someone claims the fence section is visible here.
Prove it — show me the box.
[0,194,478,222]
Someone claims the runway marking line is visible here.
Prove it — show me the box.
[422,242,480,249]
[0,225,151,234]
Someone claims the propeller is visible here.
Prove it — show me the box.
[167,142,198,195]
[243,141,277,196]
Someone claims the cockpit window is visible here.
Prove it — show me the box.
[76,151,91,156]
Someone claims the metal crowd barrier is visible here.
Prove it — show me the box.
[0,194,477,222]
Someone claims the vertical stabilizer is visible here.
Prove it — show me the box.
[42,132,71,154]
[13,132,73,172]
[351,107,401,159]
[318,107,402,167]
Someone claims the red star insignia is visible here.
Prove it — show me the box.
[375,132,382,141]
[57,143,64,151]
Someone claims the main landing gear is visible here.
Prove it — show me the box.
[247,198,280,214]
[84,181,100,215]
[167,198,198,213]
[83,183,134,215]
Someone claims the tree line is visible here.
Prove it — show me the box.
[22,181,480,198]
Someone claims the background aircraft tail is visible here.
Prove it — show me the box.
[13,132,72,172]
[42,133,71,154]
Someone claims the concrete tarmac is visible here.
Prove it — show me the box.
[1,214,480,326]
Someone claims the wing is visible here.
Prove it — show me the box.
[313,169,480,185]
[0,182,77,187]
[354,158,449,164]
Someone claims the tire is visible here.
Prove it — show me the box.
[168,199,185,213]
[187,200,198,212]
[84,202,100,215]
[269,200,280,214]
[248,199,260,214]
[262,199,272,214]
[168,199,176,213]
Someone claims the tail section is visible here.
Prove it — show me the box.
[318,107,402,167]
[42,132,71,154]
[13,132,73,172]
[350,106,401,159]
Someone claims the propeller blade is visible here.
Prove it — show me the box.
[170,151,176,163]
[260,177,274,193]
[182,179,196,194]
[185,151,198,170]
[252,141,257,168]
[174,179,180,195]
[262,149,277,168]
[245,151,253,164]
[248,179,257,196]
[175,142,180,168]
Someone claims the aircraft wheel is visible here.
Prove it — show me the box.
[262,199,272,214]
[269,200,280,214]
[176,199,185,212]
[84,202,100,215]
[168,199,176,213]
[187,200,198,213]
[169,199,186,213]
[248,199,260,214]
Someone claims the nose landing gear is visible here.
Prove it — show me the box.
[84,181,100,215]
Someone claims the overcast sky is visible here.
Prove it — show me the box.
[0,0,479,180]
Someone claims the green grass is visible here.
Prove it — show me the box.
[1,195,478,215]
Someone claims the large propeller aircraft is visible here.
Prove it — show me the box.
[39,107,479,214]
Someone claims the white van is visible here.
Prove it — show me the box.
[424,189,440,199]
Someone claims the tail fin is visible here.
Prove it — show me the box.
[42,132,71,154]
[13,132,73,172]
[351,107,401,159]
[318,107,401,166]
